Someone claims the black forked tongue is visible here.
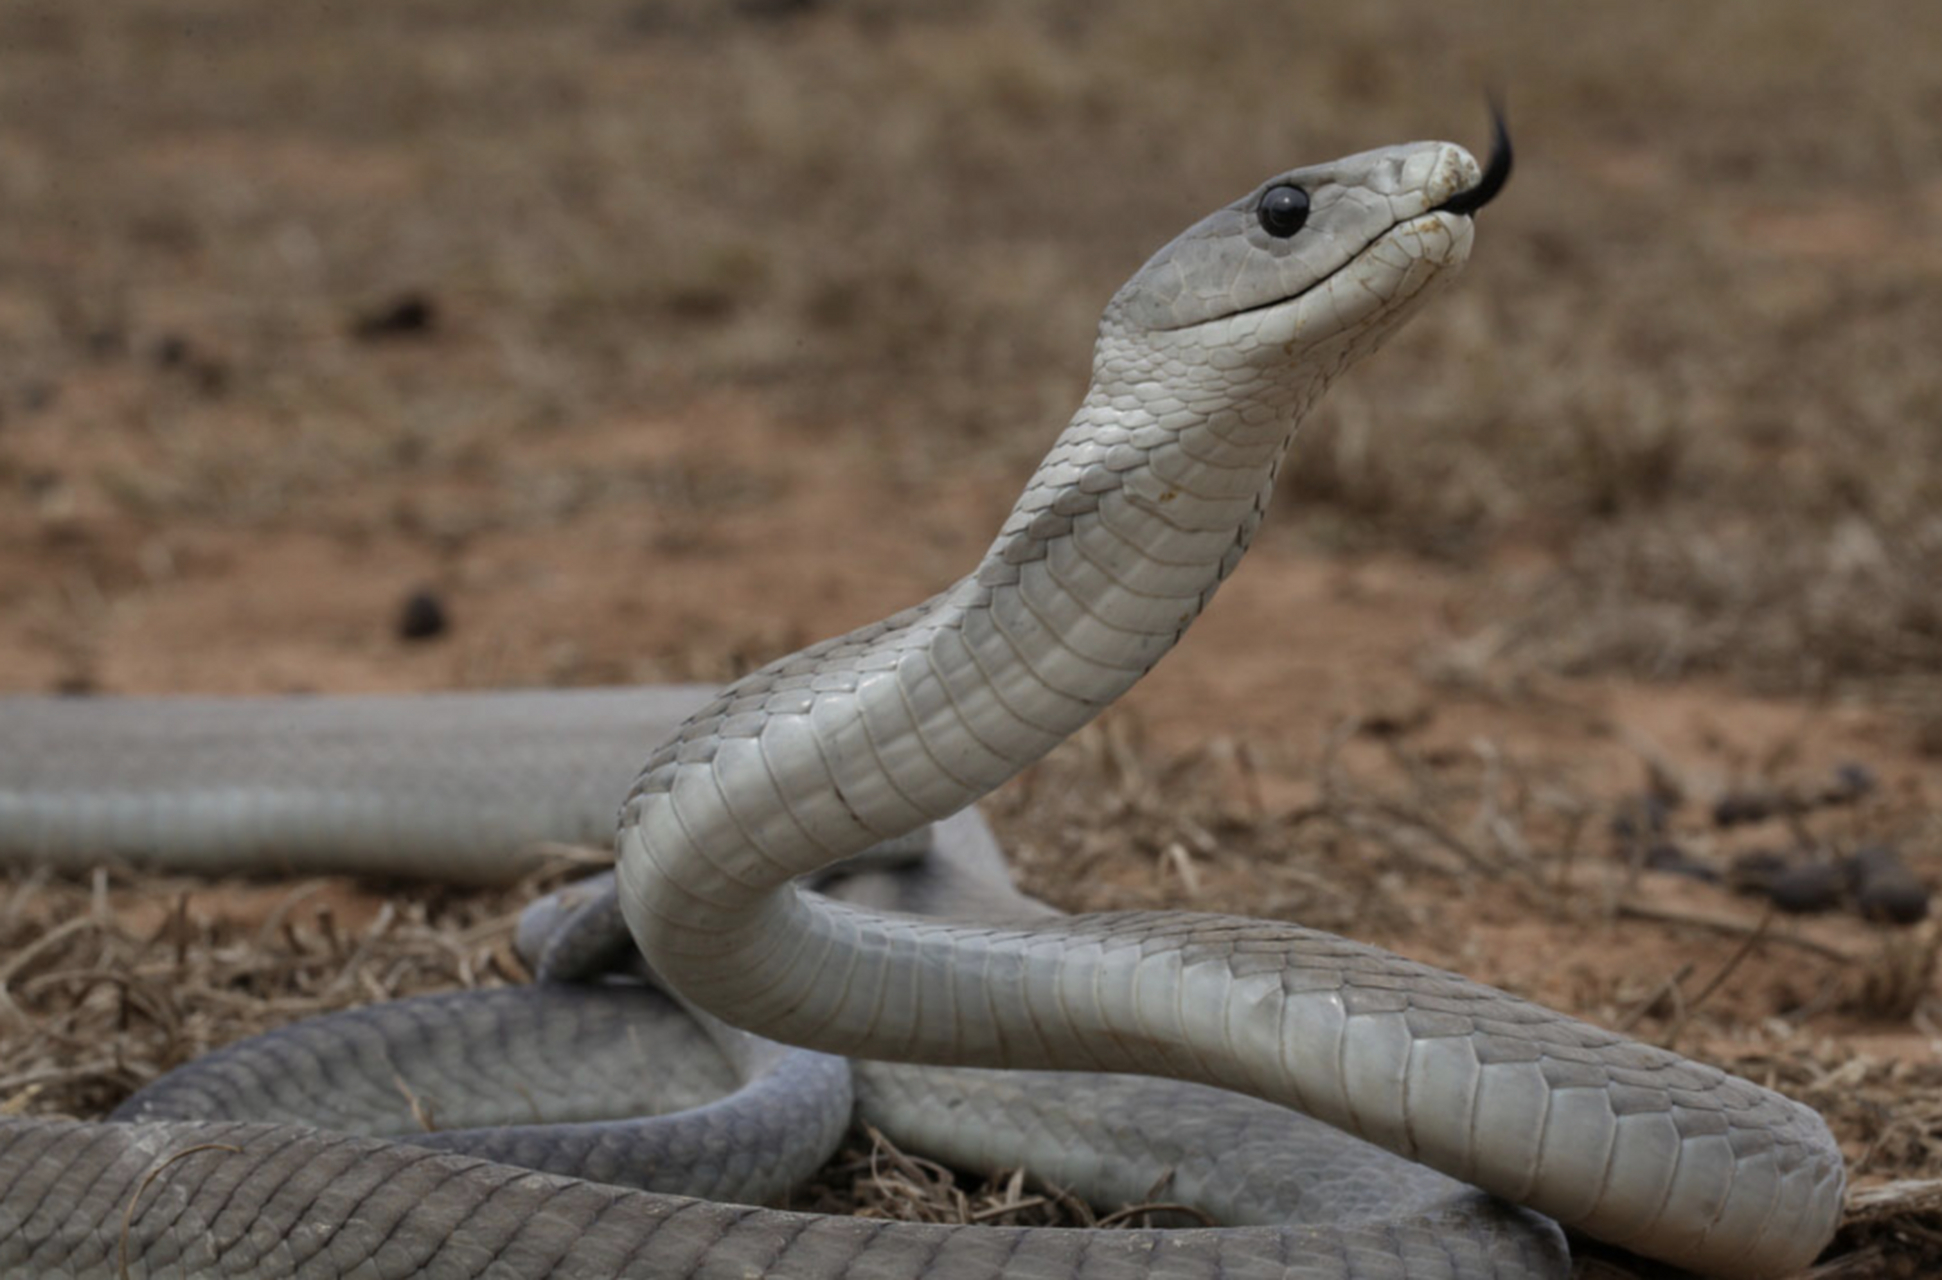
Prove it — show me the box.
[1435,106,1512,216]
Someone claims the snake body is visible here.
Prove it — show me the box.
[0,131,1844,1278]
[0,687,714,883]
[36,831,1567,1279]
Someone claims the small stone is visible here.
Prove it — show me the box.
[1712,788,1782,827]
[149,333,229,395]
[1729,848,1845,913]
[1762,861,1846,915]
[396,589,449,641]
[1643,842,1719,883]
[1611,794,1673,842]
[1847,846,1929,926]
[152,334,192,368]
[1825,762,1879,804]
[352,292,439,341]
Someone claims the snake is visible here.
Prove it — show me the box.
[0,122,1846,1279]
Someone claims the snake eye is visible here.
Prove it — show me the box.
[1256,184,1310,238]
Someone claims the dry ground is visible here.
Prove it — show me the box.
[2,2,1940,1275]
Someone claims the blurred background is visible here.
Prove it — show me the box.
[5,0,1939,708]
[3,2,1940,1269]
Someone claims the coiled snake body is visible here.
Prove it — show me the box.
[0,130,1844,1279]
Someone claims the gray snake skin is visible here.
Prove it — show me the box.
[0,130,1844,1278]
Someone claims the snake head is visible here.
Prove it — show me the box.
[1101,136,1501,381]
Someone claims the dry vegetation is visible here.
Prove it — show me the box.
[2,1,1940,1275]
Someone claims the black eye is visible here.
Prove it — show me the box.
[1256,184,1310,238]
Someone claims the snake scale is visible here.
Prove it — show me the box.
[0,125,1845,1279]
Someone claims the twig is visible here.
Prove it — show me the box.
[1094,1200,1219,1229]
[1615,962,1693,1034]
[392,1072,438,1132]
[1662,906,1774,1049]
[1843,1176,1942,1225]
[1615,900,1858,964]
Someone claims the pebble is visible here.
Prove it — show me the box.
[352,292,439,340]
[1847,846,1929,925]
[1643,841,1720,883]
[396,589,449,641]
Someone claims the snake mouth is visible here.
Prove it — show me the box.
[1189,207,1460,333]
[1432,108,1512,217]
[1185,135,1500,334]
[1195,233,1391,330]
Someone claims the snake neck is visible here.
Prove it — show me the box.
[612,210,1467,1033]
[619,341,1321,923]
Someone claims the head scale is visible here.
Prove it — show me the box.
[1099,133,1506,393]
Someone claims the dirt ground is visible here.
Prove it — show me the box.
[3,2,1941,1275]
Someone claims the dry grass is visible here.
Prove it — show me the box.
[0,864,569,1122]
[790,1125,1210,1232]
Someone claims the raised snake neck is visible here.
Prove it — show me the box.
[612,137,1842,1279]
[0,131,1844,1279]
